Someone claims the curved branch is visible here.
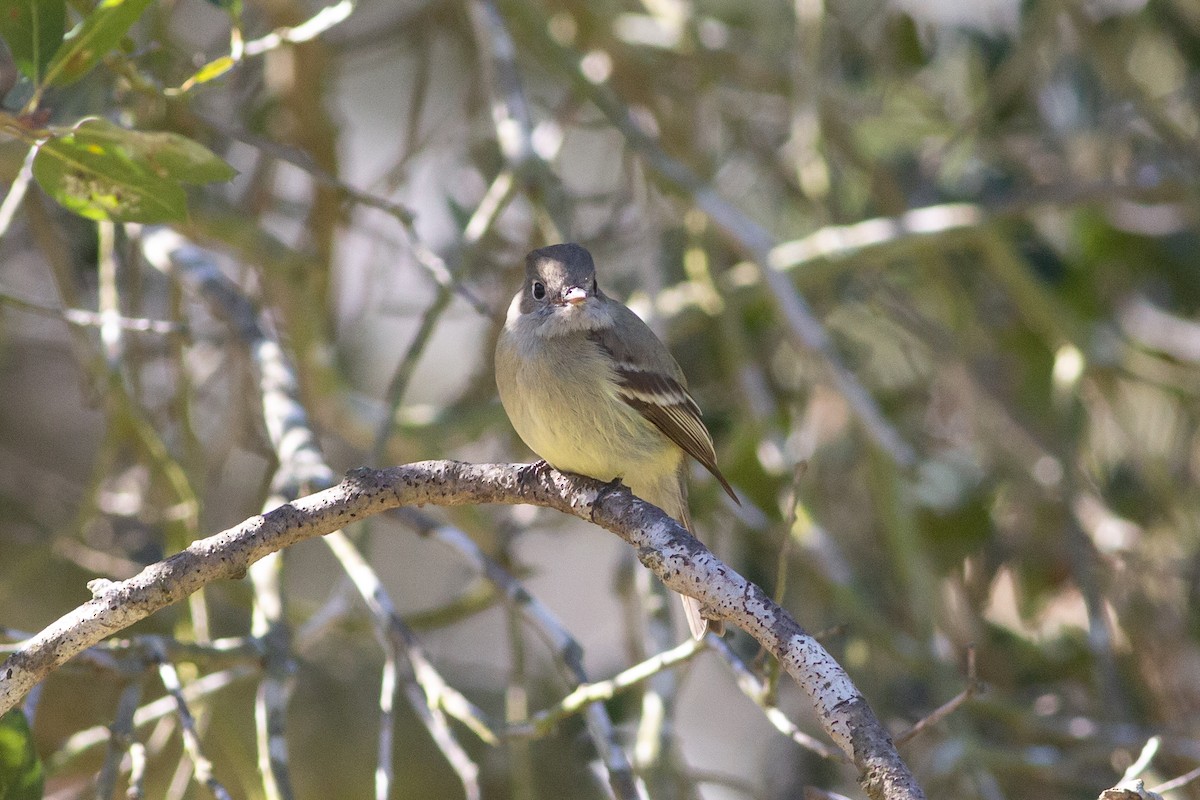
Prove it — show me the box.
[0,461,924,800]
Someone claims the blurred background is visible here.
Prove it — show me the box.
[2,0,1200,798]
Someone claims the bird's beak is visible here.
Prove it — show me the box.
[562,286,588,306]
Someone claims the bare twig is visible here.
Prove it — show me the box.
[196,116,489,316]
[249,545,295,800]
[0,632,264,668]
[1118,296,1200,364]
[153,649,233,800]
[467,0,570,235]
[324,531,486,800]
[242,1,355,57]
[0,145,36,240]
[372,287,454,460]
[1151,765,1200,795]
[0,289,185,334]
[763,461,808,701]
[707,636,843,762]
[126,742,147,800]
[768,204,984,274]
[397,506,643,799]
[467,0,534,169]
[1122,737,1161,783]
[50,668,256,770]
[95,678,144,800]
[508,637,706,737]
[371,167,519,461]
[894,647,983,747]
[628,556,677,776]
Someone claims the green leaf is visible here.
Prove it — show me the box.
[66,118,238,183]
[41,0,154,87]
[32,118,236,223]
[0,0,66,84]
[179,54,234,90]
[34,135,186,222]
[0,708,43,800]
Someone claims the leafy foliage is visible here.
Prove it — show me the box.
[0,0,65,84]
[40,0,154,88]
[0,709,42,800]
[32,118,235,222]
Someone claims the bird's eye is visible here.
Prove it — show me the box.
[531,281,546,300]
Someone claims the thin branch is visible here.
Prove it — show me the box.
[768,203,984,274]
[467,0,534,168]
[199,114,412,226]
[0,289,185,334]
[1119,296,1200,364]
[1151,765,1200,795]
[323,530,485,800]
[153,650,233,800]
[894,646,983,747]
[508,637,706,737]
[249,545,295,800]
[95,678,144,800]
[764,460,808,702]
[49,668,257,770]
[372,167,519,461]
[1121,737,1161,784]
[242,1,355,57]
[126,742,147,800]
[0,145,36,240]
[707,636,843,762]
[397,507,642,799]
[627,554,676,776]
[0,632,264,669]
[195,116,489,315]
[372,287,454,460]
[97,221,122,370]
[467,0,570,236]
[502,544,536,800]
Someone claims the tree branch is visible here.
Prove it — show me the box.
[0,461,924,800]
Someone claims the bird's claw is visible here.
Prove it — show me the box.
[594,475,626,503]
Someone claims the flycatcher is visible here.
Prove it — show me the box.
[495,243,738,638]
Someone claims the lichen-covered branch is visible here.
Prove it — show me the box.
[0,461,924,800]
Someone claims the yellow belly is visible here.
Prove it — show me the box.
[495,328,682,496]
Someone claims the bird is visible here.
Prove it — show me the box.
[494,242,739,639]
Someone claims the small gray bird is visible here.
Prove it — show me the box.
[495,243,739,638]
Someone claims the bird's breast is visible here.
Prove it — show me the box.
[496,331,680,484]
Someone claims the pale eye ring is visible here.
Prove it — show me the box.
[532,281,546,300]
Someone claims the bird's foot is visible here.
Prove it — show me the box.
[593,475,627,505]
[528,459,554,479]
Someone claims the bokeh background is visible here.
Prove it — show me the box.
[2,0,1200,798]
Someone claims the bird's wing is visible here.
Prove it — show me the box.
[588,311,739,503]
